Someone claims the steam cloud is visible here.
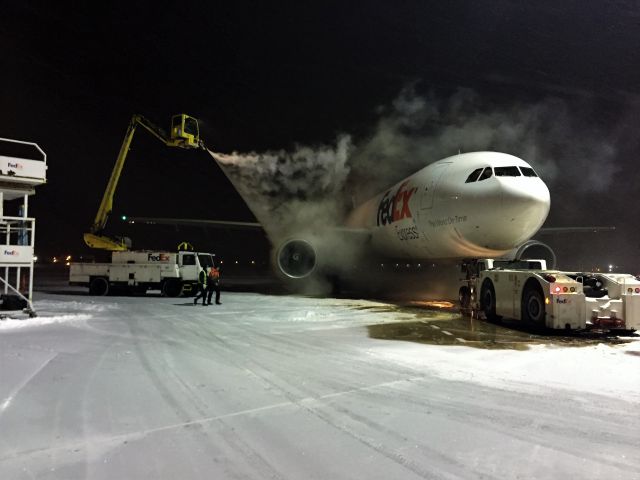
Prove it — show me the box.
[210,86,620,242]
[349,86,618,199]
[210,136,352,241]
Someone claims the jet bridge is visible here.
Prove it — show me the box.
[0,137,47,317]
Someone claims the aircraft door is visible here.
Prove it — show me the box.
[420,163,451,209]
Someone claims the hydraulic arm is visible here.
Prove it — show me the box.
[84,113,205,251]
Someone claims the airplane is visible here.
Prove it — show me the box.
[127,151,556,290]
[270,151,552,281]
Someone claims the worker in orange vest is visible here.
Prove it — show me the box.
[206,262,222,305]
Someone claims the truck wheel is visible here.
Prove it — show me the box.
[522,283,545,326]
[162,279,182,297]
[89,277,109,296]
[459,286,471,316]
[480,280,500,321]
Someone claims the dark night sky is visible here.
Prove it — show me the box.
[3,1,640,270]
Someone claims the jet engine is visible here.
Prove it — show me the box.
[502,239,556,269]
[275,239,318,279]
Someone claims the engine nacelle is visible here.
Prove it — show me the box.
[500,240,557,269]
[275,239,317,279]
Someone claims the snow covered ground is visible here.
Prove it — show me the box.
[1,291,639,479]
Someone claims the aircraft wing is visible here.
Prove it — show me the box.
[124,217,263,230]
[536,226,616,235]
[124,217,372,240]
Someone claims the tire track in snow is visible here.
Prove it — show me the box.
[126,313,287,480]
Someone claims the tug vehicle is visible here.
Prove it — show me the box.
[460,259,640,332]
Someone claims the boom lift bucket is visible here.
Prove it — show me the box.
[168,114,201,148]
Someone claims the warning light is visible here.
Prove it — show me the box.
[636,288,640,294]
[121,215,127,221]
[562,286,568,293]
[545,297,550,305]
[554,286,561,293]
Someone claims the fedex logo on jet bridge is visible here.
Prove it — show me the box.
[377,181,418,226]
[7,162,23,169]
[4,250,19,256]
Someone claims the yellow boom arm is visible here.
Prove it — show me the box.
[84,114,204,251]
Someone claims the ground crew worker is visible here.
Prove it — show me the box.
[193,266,208,306]
[206,262,222,305]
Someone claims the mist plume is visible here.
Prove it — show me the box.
[210,135,352,241]
[210,86,620,241]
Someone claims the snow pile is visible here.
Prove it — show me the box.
[0,313,92,330]
[368,340,640,401]
[0,298,120,331]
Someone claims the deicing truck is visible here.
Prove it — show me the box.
[69,250,215,297]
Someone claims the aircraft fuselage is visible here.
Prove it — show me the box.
[346,152,550,261]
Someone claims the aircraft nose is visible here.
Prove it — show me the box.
[500,178,550,212]
[465,177,551,252]
[498,178,550,244]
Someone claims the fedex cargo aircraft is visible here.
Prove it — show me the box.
[273,151,552,280]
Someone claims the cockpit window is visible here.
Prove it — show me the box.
[494,166,521,177]
[465,168,484,183]
[520,167,538,177]
[477,167,493,181]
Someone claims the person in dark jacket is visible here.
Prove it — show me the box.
[206,262,222,305]
[193,267,208,306]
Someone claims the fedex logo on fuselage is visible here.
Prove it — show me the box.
[7,162,23,169]
[377,181,418,226]
[4,250,19,256]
